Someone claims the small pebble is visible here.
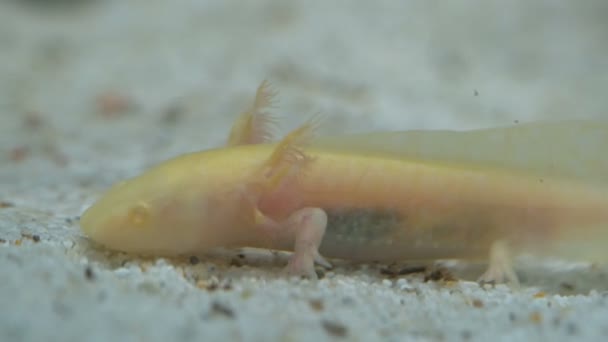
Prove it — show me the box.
[85,266,95,280]
[189,256,200,265]
[529,312,542,324]
[209,301,235,319]
[162,103,185,125]
[472,299,484,308]
[309,299,324,312]
[560,282,575,291]
[96,91,133,117]
[321,320,348,338]
[0,201,15,208]
[566,322,578,335]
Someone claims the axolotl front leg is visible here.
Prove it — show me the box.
[226,81,331,278]
[477,240,520,286]
[254,206,332,278]
[284,208,332,277]
[241,119,332,278]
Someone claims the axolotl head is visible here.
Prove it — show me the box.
[80,156,228,255]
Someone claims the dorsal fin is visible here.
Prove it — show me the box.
[312,120,608,184]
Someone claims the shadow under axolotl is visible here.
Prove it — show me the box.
[79,234,608,295]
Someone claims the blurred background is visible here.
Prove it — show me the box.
[1,0,607,173]
[1,1,608,341]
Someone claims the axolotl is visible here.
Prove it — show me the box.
[81,81,608,284]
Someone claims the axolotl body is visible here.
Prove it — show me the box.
[81,82,608,283]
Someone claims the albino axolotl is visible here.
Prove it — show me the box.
[81,81,608,284]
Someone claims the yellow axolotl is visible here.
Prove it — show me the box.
[81,81,608,284]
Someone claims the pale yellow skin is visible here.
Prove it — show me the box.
[81,82,608,283]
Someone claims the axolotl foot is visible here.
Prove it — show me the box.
[285,249,332,279]
[477,240,520,287]
[282,207,332,280]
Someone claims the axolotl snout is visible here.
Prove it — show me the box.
[81,147,264,255]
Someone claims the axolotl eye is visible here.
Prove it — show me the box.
[127,202,151,228]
